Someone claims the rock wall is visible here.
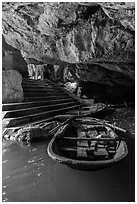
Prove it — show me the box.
[2,2,135,87]
[2,35,28,77]
[2,70,24,103]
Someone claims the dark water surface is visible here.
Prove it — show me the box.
[2,109,135,202]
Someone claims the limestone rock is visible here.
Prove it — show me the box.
[2,3,134,63]
[2,36,28,77]
[2,70,24,103]
[3,121,59,142]
[2,2,135,87]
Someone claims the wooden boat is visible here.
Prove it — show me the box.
[66,103,107,116]
[47,117,128,170]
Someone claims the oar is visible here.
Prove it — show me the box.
[86,118,127,133]
[49,105,84,135]
[105,102,135,109]
[78,117,127,133]
[78,117,109,124]
[49,114,78,135]
[103,122,127,133]
[63,136,121,141]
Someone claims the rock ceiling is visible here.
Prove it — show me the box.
[2,2,135,83]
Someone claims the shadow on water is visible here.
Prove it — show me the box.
[2,141,58,202]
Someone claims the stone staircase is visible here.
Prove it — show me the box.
[2,78,83,130]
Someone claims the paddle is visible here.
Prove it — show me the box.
[49,104,102,135]
[49,114,78,135]
[81,117,127,133]
[63,136,121,141]
[42,100,127,138]
[49,105,84,135]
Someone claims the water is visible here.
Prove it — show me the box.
[2,109,135,202]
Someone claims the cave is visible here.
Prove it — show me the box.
[2,2,135,203]
[2,2,135,105]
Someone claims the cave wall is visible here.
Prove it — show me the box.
[2,3,134,63]
[2,36,27,103]
[2,35,28,77]
[2,69,24,103]
[2,2,135,93]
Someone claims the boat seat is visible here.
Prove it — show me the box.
[77,147,87,157]
[60,147,77,152]
[77,128,88,157]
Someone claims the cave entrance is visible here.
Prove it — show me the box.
[27,64,55,81]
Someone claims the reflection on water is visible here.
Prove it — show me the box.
[2,141,58,202]
[2,130,134,202]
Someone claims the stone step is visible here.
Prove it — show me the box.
[3,78,82,130]
[3,104,80,128]
[3,116,56,130]
[22,86,61,92]
[23,78,48,82]
[24,95,71,102]
[2,98,75,111]
[23,91,68,98]
[23,78,53,83]
[22,83,58,90]
[22,79,54,86]
[3,101,79,118]
[22,81,52,86]
[22,80,57,86]
[22,78,57,84]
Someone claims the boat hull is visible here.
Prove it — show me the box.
[47,131,128,171]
